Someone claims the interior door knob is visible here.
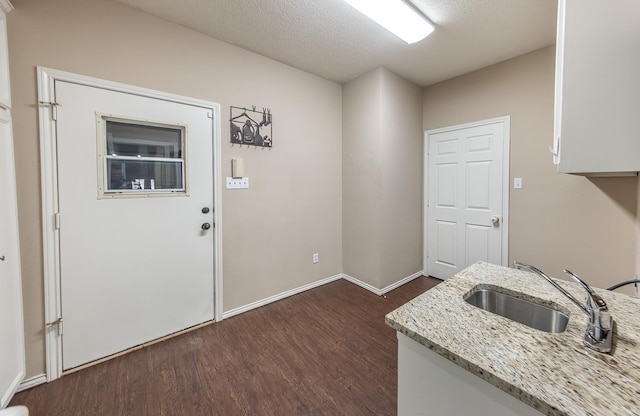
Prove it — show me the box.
[490,216,500,224]
[201,223,211,230]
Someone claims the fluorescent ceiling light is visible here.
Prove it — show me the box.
[344,0,434,44]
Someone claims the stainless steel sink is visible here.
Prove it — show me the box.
[464,288,569,333]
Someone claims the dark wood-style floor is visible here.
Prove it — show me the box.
[11,276,440,415]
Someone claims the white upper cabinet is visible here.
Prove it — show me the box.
[554,0,640,176]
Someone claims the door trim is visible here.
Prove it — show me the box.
[37,67,224,381]
[0,106,26,407]
[423,116,510,277]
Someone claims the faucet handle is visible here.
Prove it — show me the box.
[564,269,608,310]
[563,269,596,294]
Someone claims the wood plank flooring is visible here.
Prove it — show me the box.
[11,276,440,415]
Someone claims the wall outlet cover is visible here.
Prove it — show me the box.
[226,177,249,189]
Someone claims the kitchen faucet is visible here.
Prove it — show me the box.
[513,262,614,353]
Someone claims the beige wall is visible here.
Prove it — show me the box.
[379,69,423,288]
[343,69,382,285]
[343,68,423,289]
[423,46,639,294]
[8,0,342,379]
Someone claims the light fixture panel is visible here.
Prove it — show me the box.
[344,0,434,44]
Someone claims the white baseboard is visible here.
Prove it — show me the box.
[16,374,47,393]
[341,273,385,295]
[222,273,343,319]
[341,271,424,296]
[380,271,424,294]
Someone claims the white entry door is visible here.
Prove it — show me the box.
[425,118,508,279]
[55,80,215,370]
[0,109,25,407]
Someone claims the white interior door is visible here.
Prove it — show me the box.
[55,80,215,370]
[425,119,508,279]
[0,108,25,407]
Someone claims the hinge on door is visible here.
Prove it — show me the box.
[39,101,60,121]
[54,213,61,230]
[46,317,63,335]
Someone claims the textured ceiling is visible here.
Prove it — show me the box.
[113,0,557,86]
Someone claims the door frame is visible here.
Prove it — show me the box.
[37,67,224,381]
[423,116,510,277]
[0,106,26,407]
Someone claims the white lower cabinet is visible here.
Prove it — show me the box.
[397,333,542,416]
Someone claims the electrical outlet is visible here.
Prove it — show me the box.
[312,253,319,264]
[226,177,249,189]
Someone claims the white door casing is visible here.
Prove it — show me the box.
[424,117,509,279]
[0,1,25,406]
[38,68,223,379]
[0,107,26,408]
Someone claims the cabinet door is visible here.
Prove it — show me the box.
[555,0,640,175]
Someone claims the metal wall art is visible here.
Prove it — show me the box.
[230,106,272,147]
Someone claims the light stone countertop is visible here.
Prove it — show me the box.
[385,261,640,416]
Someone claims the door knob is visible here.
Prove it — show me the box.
[0,255,5,261]
[201,223,211,230]
[490,216,500,224]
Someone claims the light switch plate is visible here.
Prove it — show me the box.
[514,178,523,189]
[226,177,249,189]
[231,158,243,178]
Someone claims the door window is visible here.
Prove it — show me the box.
[98,117,187,197]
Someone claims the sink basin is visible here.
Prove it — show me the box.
[464,287,569,333]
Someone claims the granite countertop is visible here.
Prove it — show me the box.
[386,261,640,416]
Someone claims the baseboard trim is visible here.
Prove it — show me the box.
[341,271,424,296]
[16,374,47,393]
[380,271,424,294]
[222,273,343,319]
[341,273,384,295]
